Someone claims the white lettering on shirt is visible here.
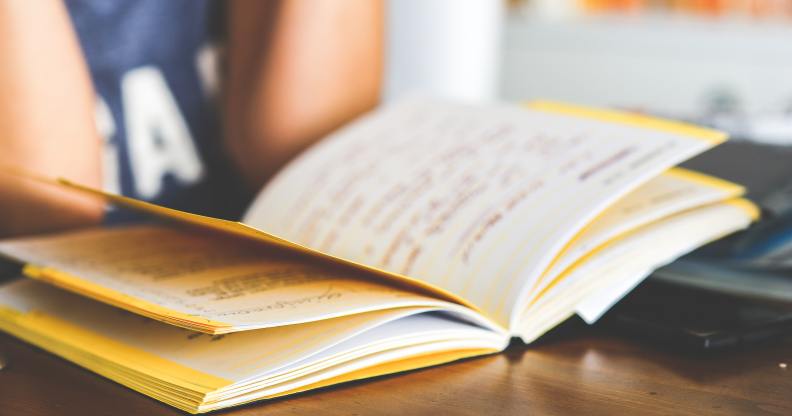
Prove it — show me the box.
[95,96,121,195]
[122,66,204,199]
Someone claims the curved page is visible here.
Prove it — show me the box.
[0,279,506,413]
[521,167,745,319]
[517,199,758,342]
[245,98,724,327]
[0,225,494,334]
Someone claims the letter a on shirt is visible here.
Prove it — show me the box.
[122,67,205,199]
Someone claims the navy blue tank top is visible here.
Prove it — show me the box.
[66,0,247,222]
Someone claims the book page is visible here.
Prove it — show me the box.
[244,98,724,327]
[0,279,426,384]
[526,167,745,307]
[0,279,505,412]
[0,225,487,333]
[517,199,757,342]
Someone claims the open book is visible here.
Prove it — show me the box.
[0,99,758,413]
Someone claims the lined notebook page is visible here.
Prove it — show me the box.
[244,99,722,327]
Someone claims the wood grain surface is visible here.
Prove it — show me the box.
[1,321,790,416]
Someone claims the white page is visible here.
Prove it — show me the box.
[244,98,722,327]
[529,168,743,305]
[575,268,651,324]
[518,200,756,342]
[212,311,506,398]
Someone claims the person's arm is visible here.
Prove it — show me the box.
[0,1,103,238]
[223,0,384,189]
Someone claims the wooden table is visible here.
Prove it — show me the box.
[1,321,790,416]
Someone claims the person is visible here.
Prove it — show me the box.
[0,0,383,238]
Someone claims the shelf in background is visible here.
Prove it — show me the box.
[501,14,792,117]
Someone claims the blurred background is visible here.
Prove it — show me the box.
[386,0,792,145]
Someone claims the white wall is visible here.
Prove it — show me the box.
[385,0,505,102]
[501,15,792,117]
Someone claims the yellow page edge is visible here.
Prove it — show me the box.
[0,317,212,412]
[518,167,747,307]
[527,197,759,308]
[520,206,759,343]
[0,305,230,393]
[220,348,497,413]
[724,197,761,220]
[22,265,232,332]
[527,100,727,145]
[0,302,497,414]
[665,167,746,195]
